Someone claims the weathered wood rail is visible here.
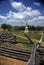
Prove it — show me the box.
[0,47,44,62]
[27,43,40,65]
[0,47,30,61]
[0,30,44,65]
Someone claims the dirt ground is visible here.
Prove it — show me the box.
[0,56,27,65]
[0,28,4,32]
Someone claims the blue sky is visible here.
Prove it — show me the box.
[0,0,44,26]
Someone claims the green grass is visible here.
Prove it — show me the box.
[12,31,44,41]
[16,36,29,42]
[29,33,41,40]
[11,31,33,50]
[12,31,26,38]
[12,31,44,48]
[12,31,30,42]
[21,43,33,49]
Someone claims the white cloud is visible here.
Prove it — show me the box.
[34,2,40,6]
[0,1,44,26]
[10,1,41,20]
[26,7,32,11]
[0,15,7,24]
[23,9,41,17]
[31,10,41,16]
[7,10,24,19]
[0,9,42,26]
[28,16,44,26]
[0,15,6,19]
[11,1,26,11]
[38,16,44,20]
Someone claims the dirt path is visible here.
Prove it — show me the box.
[0,56,27,65]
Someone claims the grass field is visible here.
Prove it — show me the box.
[12,31,44,47]
[12,31,44,41]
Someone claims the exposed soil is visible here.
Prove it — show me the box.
[0,56,27,65]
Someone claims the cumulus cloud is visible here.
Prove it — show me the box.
[38,16,44,20]
[6,9,41,24]
[0,15,7,24]
[11,1,26,11]
[0,1,44,26]
[0,15,6,19]
[34,2,40,6]
[0,10,42,26]
[28,16,44,26]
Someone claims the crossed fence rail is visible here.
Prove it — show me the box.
[0,30,44,65]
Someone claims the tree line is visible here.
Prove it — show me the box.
[1,23,44,31]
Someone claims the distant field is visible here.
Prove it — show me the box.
[12,31,44,47]
[12,31,44,41]
[0,30,44,48]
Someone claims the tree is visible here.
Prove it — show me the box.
[1,23,7,30]
[1,23,12,31]
[7,24,12,31]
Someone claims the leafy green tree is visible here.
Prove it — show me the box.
[7,24,12,31]
[1,23,12,31]
[1,23,7,30]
